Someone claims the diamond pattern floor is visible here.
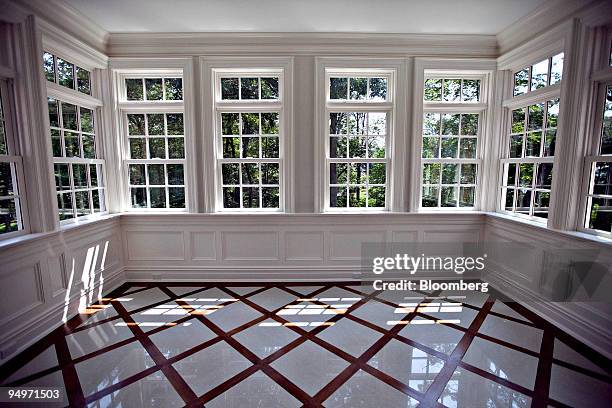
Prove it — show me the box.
[1,282,611,407]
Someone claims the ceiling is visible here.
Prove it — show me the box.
[63,0,549,35]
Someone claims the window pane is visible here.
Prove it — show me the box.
[422,186,439,207]
[48,98,59,128]
[149,138,166,159]
[222,163,240,185]
[62,103,78,130]
[242,137,259,158]
[262,187,279,208]
[459,138,476,159]
[90,164,98,187]
[222,113,239,135]
[518,163,534,187]
[221,78,239,100]
[147,114,164,135]
[593,162,611,195]
[261,163,279,184]
[348,136,366,158]
[164,78,183,100]
[442,164,458,184]
[241,78,259,99]
[349,77,367,100]
[535,163,553,189]
[128,114,145,135]
[330,112,348,135]
[533,191,550,219]
[423,113,440,136]
[75,191,91,216]
[64,132,80,157]
[145,78,163,100]
[51,129,61,157]
[462,80,480,102]
[126,79,144,100]
[514,69,528,96]
[460,114,478,136]
[525,131,541,157]
[261,77,279,99]
[262,137,279,158]
[531,59,549,90]
[73,164,88,188]
[330,77,347,100]
[368,186,385,207]
[242,113,259,135]
[349,186,367,207]
[54,164,70,191]
[241,163,259,185]
[601,85,612,155]
[528,103,544,131]
[167,113,184,135]
[330,163,347,184]
[441,114,460,135]
[550,53,563,85]
[130,138,146,159]
[368,112,386,135]
[76,67,91,95]
[441,186,457,207]
[148,164,165,185]
[460,164,476,184]
[441,137,458,158]
[459,187,475,207]
[82,135,95,158]
[422,137,439,158]
[169,187,185,208]
[422,163,440,185]
[131,188,147,208]
[80,107,94,133]
[223,137,240,158]
[368,163,386,184]
[150,187,166,208]
[0,162,14,196]
[261,112,279,134]
[443,79,461,102]
[223,187,240,208]
[349,163,367,184]
[57,193,74,220]
[424,79,441,101]
[57,58,74,89]
[588,197,612,232]
[367,136,385,158]
[330,187,347,207]
[129,164,145,185]
[369,77,387,101]
[43,52,55,82]
[168,138,185,159]
[242,187,259,208]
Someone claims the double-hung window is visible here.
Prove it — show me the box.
[500,53,564,220]
[44,51,107,222]
[420,76,485,209]
[325,71,394,210]
[213,70,284,211]
[120,74,187,210]
[583,39,612,236]
[0,79,27,237]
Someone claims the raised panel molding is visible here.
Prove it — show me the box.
[423,228,482,243]
[328,231,387,262]
[0,262,44,327]
[48,253,68,298]
[285,231,324,261]
[391,230,419,242]
[126,231,185,261]
[191,231,217,261]
[221,231,280,261]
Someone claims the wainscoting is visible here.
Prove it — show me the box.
[1,212,611,363]
[0,216,124,363]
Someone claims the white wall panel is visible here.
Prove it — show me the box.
[191,231,216,261]
[285,231,324,261]
[126,231,184,261]
[221,231,279,261]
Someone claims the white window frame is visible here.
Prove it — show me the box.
[0,76,29,239]
[578,28,612,239]
[213,68,285,212]
[420,72,488,210]
[45,52,108,226]
[112,58,195,212]
[498,50,564,224]
[201,57,293,213]
[412,58,495,213]
[316,58,406,213]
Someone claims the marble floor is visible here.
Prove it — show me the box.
[0,282,610,407]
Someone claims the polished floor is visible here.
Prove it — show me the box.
[1,282,611,407]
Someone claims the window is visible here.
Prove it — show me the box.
[44,49,106,223]
[121,75,187,210]
[513,53,564,97]
[500,50,563,220]
[420,76,484,209]
[584,84,612,233]
[43,51,91,95]
[213,71,283,210]
[48,98,106,220]
[0,80,26,236]
[326,72,393,210]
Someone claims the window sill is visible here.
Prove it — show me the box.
[485,212,612,247]
[0,213,120,251]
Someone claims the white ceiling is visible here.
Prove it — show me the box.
[63,0,549,35]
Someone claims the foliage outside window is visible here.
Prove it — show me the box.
[48,97,106,220]
[0,80,25,235]
[513,53,564,97]
[215,73,282,210]
[421,76,483,209]
[43,51,91,95]
[501,99,559,219]
[125,77,183,101]
[585,84,612,233]
[327,73,392,210]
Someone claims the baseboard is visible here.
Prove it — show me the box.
[0,266,125,364]
[485,269,612,360]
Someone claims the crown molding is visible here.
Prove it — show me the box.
[105,32,497,58]
[496,0,600,55]
[9,0,108,53]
